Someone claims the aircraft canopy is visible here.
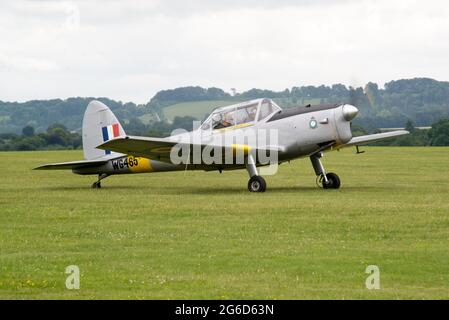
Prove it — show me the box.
[200,98,281,130]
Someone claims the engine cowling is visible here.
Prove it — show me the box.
[334,104,359,144]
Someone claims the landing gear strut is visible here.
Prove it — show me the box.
[310,152,341,189]
[91,173,109,189]
[246,154,266,192]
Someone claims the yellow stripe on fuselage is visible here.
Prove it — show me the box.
[215,122,254,133]
[231,144,252,156]
[128,156,152,173]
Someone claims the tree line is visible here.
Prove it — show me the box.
[2,78,449,135]
[1,77,449,150]
[2,118,449,151]
[0,124,81,151]
[0,116,198,151]
[148,78,449,130]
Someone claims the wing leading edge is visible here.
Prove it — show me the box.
[98,130,409,163]
[97,136,284,163]
[341,130,409,148]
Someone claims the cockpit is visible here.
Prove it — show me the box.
[200,98,282,131]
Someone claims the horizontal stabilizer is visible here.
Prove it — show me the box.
[343,130,409,147]
[33,159,109,170]
[98,136,177,162]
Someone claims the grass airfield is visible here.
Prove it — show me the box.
[0,147,448,299]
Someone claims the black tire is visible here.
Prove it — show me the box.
[91,182,101,189]
[322,172,341,189]
[248,176,267,192]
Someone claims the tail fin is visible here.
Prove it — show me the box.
[82,100,126,160]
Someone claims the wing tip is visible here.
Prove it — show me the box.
[32,165,54,170]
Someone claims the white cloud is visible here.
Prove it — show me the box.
[0,0,448,102]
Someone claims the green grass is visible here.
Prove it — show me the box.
[163,100,237,121]
[1,147,449,299]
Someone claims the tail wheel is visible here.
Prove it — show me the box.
[91,182,101,189]
[248,176,267,192]
[322,172,341,189]
[91,173,108,189]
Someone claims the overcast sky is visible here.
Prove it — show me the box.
[1,0,449,103]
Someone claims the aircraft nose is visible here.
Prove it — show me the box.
[342,104,359,121]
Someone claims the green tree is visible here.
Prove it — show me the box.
[22,125,35,137]
[125,118,147,135]
[405,120,415,133]
[172,116,198,131]
[428,118,449,146]
[45,124,71,146]
[351,124,368,137]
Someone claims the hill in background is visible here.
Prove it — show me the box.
[1,78,449,135]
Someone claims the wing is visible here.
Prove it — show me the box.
[97,136,284,163]
[34,158,109,170]
[340,130,409,148]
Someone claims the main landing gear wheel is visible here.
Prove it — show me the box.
[321,172,341,189]
[310,152,341,190]
[248,176,267,192]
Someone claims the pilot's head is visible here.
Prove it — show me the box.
[223,112,234,126]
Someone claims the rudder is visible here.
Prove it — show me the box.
[82,100,126,160]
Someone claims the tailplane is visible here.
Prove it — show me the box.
[82,100,126,160]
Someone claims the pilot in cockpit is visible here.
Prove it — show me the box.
[212,111,234,129]
[246,106,257,122]
[222,112,235,127]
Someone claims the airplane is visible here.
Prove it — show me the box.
[35,98,409,192]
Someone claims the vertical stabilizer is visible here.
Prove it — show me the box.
[82,100,126,160]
